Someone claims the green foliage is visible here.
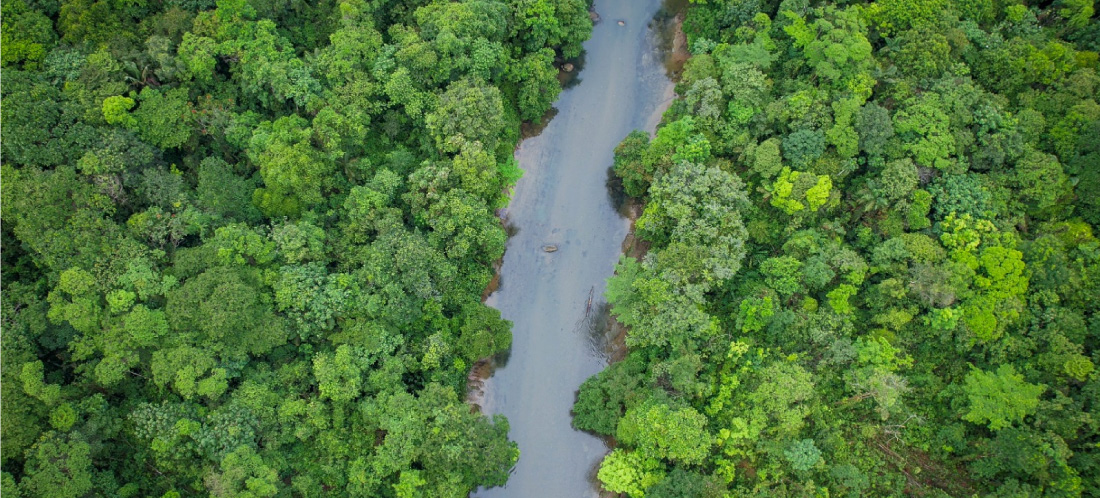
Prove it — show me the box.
[426,78,506,154]
[573,357,646,435]
[748,361,817,438]
[0,1,56,69]
[614,130,654,198]
[196,158,262,224]
[618,401,713,465]
[646,467,726,498]
[893,27,952,79]
[768,167,832,215]
[211,224,276,267]
[857,102,895,156]
[760,256,804,297]
[783,7,874,91]
[5,0,1100,495]
[784,439,823,472]
[827,284,857,314]
[605,160,749,351]
[133,87,193,149]
[19,432,93,498]
[273,263,354,338]
[1013,149,1072,216]
[102,96,137,129]
[587,4,1100,494]
[20,361,61,406]
[248,115,336,216]
[894,94,956,170]
[166,267,289,358]
[636,161,749,283]
[1,0,592,494]
[963,365,1046,431]
[864,0,949,36]
[907,189,933,229]
[313,345,364,403]
[2,321,47,467]
[206,446,280,498]
[606,256,717,349]
[597,448,663,497]
[752,137,784,179]
[783,129,826,168]
[509,48,562,122]
[512,0,592,58]
[1058,0,1095,29]
[875,159,919,204]
[738,295,775,332]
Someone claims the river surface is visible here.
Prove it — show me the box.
[472,0,674,496]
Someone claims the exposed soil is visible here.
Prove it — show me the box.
[666,13,690,79]
[652,0,690,80]
[465,358,494,413]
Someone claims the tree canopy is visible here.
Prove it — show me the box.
[1,0,591,495]
[579,1,1100,496]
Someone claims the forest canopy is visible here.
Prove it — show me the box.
[0,0,591,496]
[576,0,1100,496]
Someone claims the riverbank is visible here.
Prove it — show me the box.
[601,0,690,374]
[467,0,677,495]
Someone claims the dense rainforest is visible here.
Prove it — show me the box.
[0,0,592,496]
[574,0,1100,496]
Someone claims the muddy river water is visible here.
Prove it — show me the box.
[472,0,675,496]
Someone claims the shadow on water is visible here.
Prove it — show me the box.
[558,51,588,90]
[586,453,607,494]
[520,107,560,139]
[604,166,633,219]
[501,215,520,237]
[492,346,512,370]
[573,301,617,362]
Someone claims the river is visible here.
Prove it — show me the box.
[472,0,675,496]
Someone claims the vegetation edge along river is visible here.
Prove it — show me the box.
[471,0,676,496]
